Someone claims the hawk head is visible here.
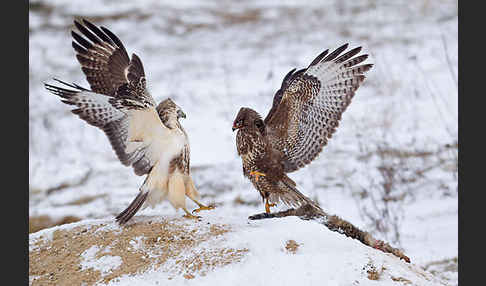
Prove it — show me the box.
[156,98,186,129]
[232,107,265,134]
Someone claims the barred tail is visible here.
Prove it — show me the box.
[270,177,323,215]
[115,191,149,225]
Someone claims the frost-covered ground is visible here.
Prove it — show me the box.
[30,215,448,286]
[29,0,458,285]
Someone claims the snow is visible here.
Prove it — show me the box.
[29,0,457,285]
[129,236,145,251]
[80,246,123,277]
[29,215,448,286]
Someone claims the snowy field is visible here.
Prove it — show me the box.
[29,0,458,285]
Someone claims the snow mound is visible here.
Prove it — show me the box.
[29,213,450,286]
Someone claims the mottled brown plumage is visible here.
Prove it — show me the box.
[233,44,373,215]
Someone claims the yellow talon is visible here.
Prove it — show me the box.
[265,199,276,214]
[250,171,266,182]
[192,204,215,214]
[183,208,201,220]
[183,214,201,219]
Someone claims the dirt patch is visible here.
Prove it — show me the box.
[29,215,82,233]
[29,218,248,285]
[284,239,300,254]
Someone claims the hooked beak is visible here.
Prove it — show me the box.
[232,122,242,132]
[177,110,186,119]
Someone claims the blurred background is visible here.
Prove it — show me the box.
[29,0,458,284]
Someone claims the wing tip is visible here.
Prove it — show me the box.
[73,18,83,30]
[81,18,94,27]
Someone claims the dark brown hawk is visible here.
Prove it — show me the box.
[44,19,213,224]
[232,44,373,216]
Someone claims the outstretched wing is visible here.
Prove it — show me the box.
[71,18,154,107]
[265,44,373,173]
[264,68,300,124]
[45,79,169,176]
[45,19,168,175]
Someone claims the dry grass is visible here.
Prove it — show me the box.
[29,215,82,234]
[363,260,385,281]
[423,256,458,284]
[424,257,458,273]
[347,139,458,247]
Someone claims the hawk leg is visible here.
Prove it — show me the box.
[191,199,215,214]
[265,198,276,214]
[250,170,266,182]
[182,207,201,220]
[247,197,277,219]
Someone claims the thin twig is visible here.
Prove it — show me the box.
[440,33,458,88]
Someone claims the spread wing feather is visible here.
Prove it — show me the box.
[265,44,373,173]
[72,19,155,108]
[45,19,165,176]
[45,79,162,176]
